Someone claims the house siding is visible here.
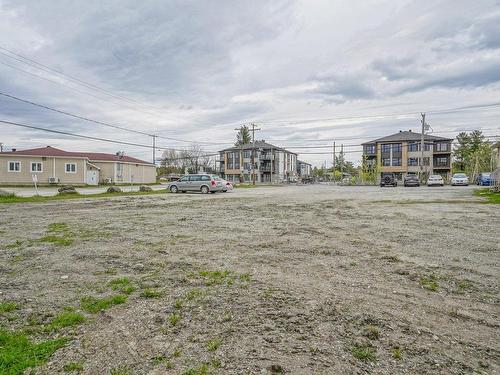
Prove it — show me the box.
[0,155,86,185]
[91,161,156,184]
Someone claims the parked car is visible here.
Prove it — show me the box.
[427,175,444,187]
[380,173,397,187]
[219,178,233,192]
[475,172,492,186]
[451,173,469,186]
[168,174,223,194]
[403,174,420,187]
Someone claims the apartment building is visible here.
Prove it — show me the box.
[297,160,312,180]
[362,130,453,181]
[219,141,298,183]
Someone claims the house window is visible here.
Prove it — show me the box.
[31,162,43,172]
[363,145,375,154]
[392,157,402,166]
[381,144,391,153]
[408,158,418,166]
[65,163,77,173]
[392,144,402,153]
[8,161,21,172]
[420,157,430,166]
[435,143,449,152]
[382,158,391,166]
[408,142,419,152]
[435,157,448,167]
[243,150,252,158]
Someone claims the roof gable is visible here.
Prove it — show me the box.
[362,131,453,144]
[0,146,153,165]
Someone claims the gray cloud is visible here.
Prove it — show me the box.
[1,0,500,166]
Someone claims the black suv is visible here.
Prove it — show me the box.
[380,173,398,187]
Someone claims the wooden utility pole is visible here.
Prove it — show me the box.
[249,123,261,185]
[332,141,336,183]
[152,135,157,165]
[0,143,3,152]
[340,143,344,179]
[420,113,426,182]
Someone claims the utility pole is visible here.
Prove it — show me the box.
[420,113,426,182]
[332,141,336,183]
[152,135,157,165]
[340,144,344,180]
[0,143,3,152]
[250,123,261,185]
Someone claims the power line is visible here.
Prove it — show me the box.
[0,91,153,137]
[0,90,235,145]
[251,102,500,126]
[0,46,168,116]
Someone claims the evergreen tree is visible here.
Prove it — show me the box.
[235,126,251,146]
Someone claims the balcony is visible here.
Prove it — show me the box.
[260,153,273,160]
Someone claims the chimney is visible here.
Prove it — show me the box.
[12,148,16,152]
[399,130,402,133]
[409,130,412,132]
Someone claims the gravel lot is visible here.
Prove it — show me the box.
[0,185,498,374]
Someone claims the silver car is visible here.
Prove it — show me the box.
[451,173,469,186]
[168,174,223,194]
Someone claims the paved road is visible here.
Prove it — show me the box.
[1,184,169,197]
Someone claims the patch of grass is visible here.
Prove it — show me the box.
[0,329,67,374]
[458,280,472,290]
[48,223,70,232]
[473,188,500,204]
[351,344,377,362]
[174,298,184,309]
[140,288,163,298]
[392,347,402,359]
[80,295,127,313]
[169,313,181,326]
[39,235,74,246]
[183,363,210,375]
[0,189,167,205]
[206,338,222,352]
[199,270,233,286]
[50,311,86,329]
[5,240,23,250]
[419,275,439,291]
[363,325,380,340]
[172,348,182,357]
[110,365,132,375]
[239,273,251,282]
[0,301,17,313]
[185,288,204,301]
[63,361,84,372]
[39,222,74,246]
[108,278,135,294]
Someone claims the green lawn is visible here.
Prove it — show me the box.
[474,188,500,204]
[0,189,168,204]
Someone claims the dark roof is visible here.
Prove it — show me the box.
[362,131,453,145]
[220,140,297,154]
[297,160,312,165]
[0,146,153,165]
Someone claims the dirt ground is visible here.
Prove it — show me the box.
[0,185,498,374]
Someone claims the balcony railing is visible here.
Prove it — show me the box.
[260,153,273,160]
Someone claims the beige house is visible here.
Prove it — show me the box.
[0,146,156,186]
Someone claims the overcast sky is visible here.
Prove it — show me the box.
[1,0,499,166]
